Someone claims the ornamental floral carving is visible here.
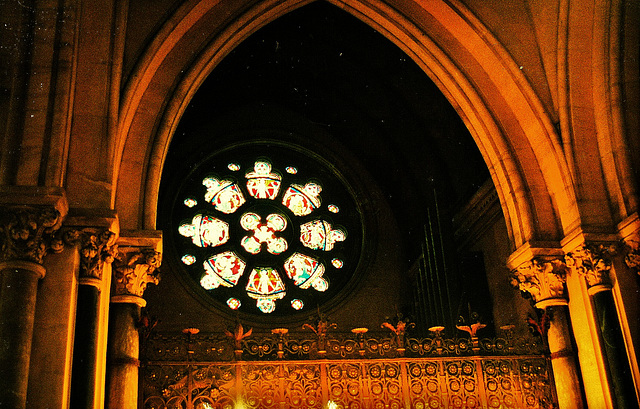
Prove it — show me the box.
[63,229,117,280]
[0,206,62,264]
[623,237,640,277]
[511,258,567,305]
[564,243,616,288]
[113,249,161,297]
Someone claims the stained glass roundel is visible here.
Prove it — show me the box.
[171,144,362,316]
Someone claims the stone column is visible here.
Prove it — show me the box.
[619,216,640,400]
[0,187,67,409]
[511,255,585,409]
[106,232,161,409]
[565,243,638,408]
[67,210,119,409]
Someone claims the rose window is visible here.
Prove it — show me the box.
[172,144,361,316]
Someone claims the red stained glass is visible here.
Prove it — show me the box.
[201,251,246,289]
[203,177,246,214]
[283,253,326,290]
[299,220,346,251]
[245,161,282,199]
[240,212,288,255]
[179,215,229,248]
[245,267,286,313]
[282,182,322,216]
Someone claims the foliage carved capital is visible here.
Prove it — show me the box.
[112,249,161,299]
[622,236,640,277]
[0,205,64,264]
[511,258,568,308]
[63,228,118,281]
[564,243,616,289]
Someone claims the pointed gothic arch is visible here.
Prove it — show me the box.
[114,0,579,254]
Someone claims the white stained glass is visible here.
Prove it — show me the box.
[328,204,339,213]
[291,299,304,310]
[179,215,229,248]
[256,299,276,313]
[286,166,298,174]
[245,267,286,313]
[245,161,282,199]
[228,163,240,171]
[240,213,288,255]
[311,277,328,292]
[200,273,224,290]
[184,198,197,208]
[202,251,246,288]
[283,253,327,290]
[203,177,246,214]
[181,254,196,265]
[245,267,286,296]
[299,219,346,251]
[331,258,344,268]
[227,298,241,310]
[282,182,322,216]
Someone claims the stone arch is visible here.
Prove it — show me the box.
[114,0,580,251]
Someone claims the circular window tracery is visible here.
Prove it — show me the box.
[171,143,362,316]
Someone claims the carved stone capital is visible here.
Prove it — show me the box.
[0,205,64,265]
[623,241,640,276]
[618,213,640,277]
[511,258,568,308]
[565,243,616,292]
[63,228,118,284]
[621,234,640,277]
[112,248,161,305]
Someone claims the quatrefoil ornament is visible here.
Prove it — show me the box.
[240,212,288,255]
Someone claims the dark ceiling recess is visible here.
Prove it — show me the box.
[160,1,489,268]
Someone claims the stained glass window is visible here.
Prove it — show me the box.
[171,144,361,316]
[184,198,197,208]
[245,161,281,199]
[227,298,241,309]
[179,215,229,247]
[181,254,196,265]
[282,182,322,216]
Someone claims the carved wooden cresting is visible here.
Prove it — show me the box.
[142,330,555,409]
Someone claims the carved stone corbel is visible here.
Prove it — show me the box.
[511,258,568,309]
[565,243,616,294]
[112,248,161,307]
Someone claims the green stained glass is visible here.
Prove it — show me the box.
[283,253,327,290]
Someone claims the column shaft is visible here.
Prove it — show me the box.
[591,290,639,408]
[106,303,141,409]
[546,305,585,409]
[0,265,43,409]
[70,284,101,409]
